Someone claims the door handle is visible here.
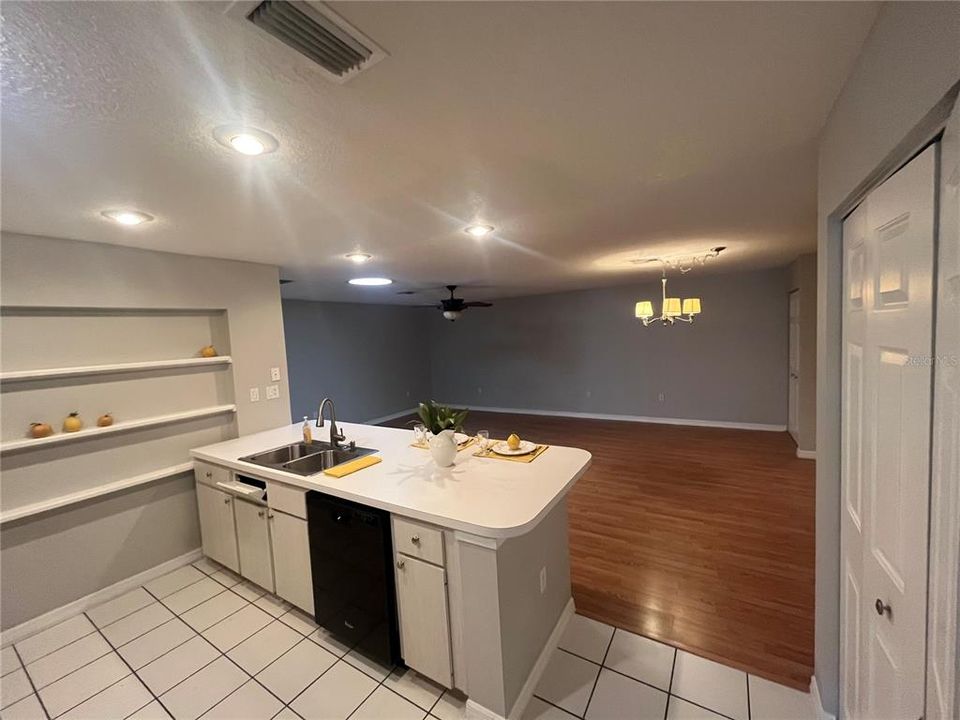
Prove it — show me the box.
[875,598,892,617]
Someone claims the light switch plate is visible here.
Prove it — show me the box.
[266,384,280,400]
[249,387,261,403]
[270,367,281,382]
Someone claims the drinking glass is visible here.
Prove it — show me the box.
[413,423,428,447]
[475,430,490,453]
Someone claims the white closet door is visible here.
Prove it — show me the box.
[841,144,936,720]
[788,290,801,443]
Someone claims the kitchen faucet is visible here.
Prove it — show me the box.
[316,397,346,449]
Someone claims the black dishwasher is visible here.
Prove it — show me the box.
[306,492,401,666]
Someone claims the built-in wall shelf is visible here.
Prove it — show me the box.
[0,462,195,525]
[0,356,232,383]
[0,404,237,454]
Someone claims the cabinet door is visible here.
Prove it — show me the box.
[235,500,275,592]
[196,483,239,572]
[270,511,314,615]
[395,554,452,685]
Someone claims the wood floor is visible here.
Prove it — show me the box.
[385,410,814,690]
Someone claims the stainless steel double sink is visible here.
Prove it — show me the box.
[240,441,377,476]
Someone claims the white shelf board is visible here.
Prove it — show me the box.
[0,462,195,525]
[0,356,232,383]
[0,404,237,454]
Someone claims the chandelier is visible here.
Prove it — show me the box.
[633,247,722,326]
[635,273,701,325]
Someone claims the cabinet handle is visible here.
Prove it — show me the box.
[223,497,231,505]
[258,510,265,518]
[396,559,405,569]
[205,471,213,478]
[268,514,275,520]
[411,535,420,544]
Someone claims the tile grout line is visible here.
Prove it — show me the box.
[745,673,751,720]
[13,628,100,668]
[18,633,114,693]
[663,648,677,720]
[579,627,618,718]
[11,643,52,719]
[557,646,671,697]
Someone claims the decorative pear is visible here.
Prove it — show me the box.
[200,345,218,358]
[30,422,53,439]
[97,413,114,427]
[63,412,83,433]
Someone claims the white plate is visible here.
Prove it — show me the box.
[491,440,538,456]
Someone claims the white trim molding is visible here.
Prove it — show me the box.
[810,675,836,720]
[364,407,419,425]
[0,549,202,648]
[796,449,817,460]
[439,403,786,432]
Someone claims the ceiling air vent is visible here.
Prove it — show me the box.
[225,1,386,83]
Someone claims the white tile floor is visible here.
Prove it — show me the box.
[0,560,814,720]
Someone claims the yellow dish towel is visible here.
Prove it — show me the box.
[323,455,382,478]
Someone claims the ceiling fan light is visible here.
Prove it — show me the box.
[635,301,654,319]
[664,298,682,317]
[443,310,461,321]
[682,298,702,315]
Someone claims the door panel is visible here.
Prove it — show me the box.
[395,554,452,686]
[196,482,239,572]
[841,144,936,720]
[271,511,314,615]
[235,499,274,592]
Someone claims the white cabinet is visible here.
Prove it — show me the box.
[270,511,314,615]
[235,499,275,592]
[196,483,239,572]
[395,554,452,685]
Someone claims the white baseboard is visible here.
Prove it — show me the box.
[796,448,817,460]
[365,407,418,425]
[441,403,786,432]
[1,548,202,647]
[810,675,836,720]
[463,596,574,720]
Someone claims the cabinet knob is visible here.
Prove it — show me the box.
[258,510,265,518]
[223,497,231,504]
[396,559,405,569]
[875,598,892,617]
[268,514,275,520]
[411,535,420,544]
[205,471,213,478]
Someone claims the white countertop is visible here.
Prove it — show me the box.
[190,421,591,539]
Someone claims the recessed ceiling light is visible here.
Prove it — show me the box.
[101,209,154,226]
[213,125,279,156]
[345,252,372,264]
[348,277,392,286]
[464,224,494,237]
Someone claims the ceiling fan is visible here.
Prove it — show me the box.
[436,285,493,321]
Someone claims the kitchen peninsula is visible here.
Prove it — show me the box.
[190,420,591,720]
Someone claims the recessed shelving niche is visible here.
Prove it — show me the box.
[0,306,238,521]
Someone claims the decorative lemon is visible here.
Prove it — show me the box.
[63,412,83,433]
[200,345,218,358]
[507,433,521,450]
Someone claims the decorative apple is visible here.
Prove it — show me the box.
[200,345,218,358]
[62,412,83,433]
[30,422,53,439]
[97,413,114,427]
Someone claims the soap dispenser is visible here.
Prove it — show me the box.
[302,416,313,444]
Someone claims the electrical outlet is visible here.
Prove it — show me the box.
[270,367,281,382]
[266,384,280,400]
[585,390,592,398]
[477,387,483,395]
[658,392,665,402]
[539,566,547,594]
[249,387,260,403]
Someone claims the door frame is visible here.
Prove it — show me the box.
[787,288,801,446]
[820,85,960,720]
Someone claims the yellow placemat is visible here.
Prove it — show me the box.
[410,438,475,451]
[474,442,549,463]
[323,455,382,478]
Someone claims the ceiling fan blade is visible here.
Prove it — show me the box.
[463,301,493,307]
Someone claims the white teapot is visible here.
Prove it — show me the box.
[429,429,458,467]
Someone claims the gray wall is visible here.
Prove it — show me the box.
[429,268,789,427]
[788,254,817,453]
[1,233,291,629]
[282,300,432,424]
[815,2,960,714]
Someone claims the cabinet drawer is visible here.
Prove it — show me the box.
[267,482,307,519]
[393,516,444,566]
[195,461,231,488]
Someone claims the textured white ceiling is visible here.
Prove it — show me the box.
[0,1,878,303]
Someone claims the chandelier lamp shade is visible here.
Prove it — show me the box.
[636,275,702,326]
